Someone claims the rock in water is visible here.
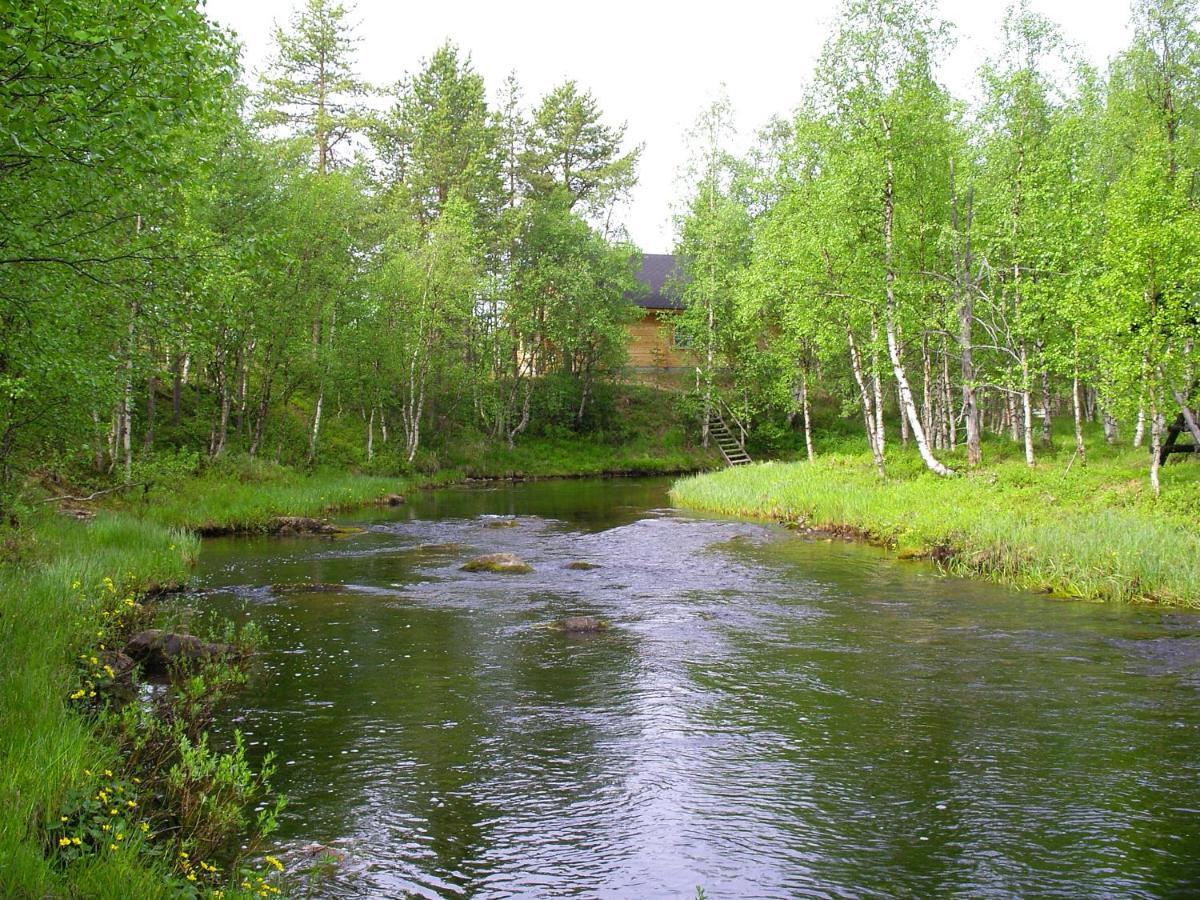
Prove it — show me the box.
[272,582,343,595]
[125,630,237,675]
[267,517,362,537]
[553,616,609,633]
[460,552,533,574]
[564,561,601,571]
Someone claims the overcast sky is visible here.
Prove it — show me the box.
[204,0,1135,251]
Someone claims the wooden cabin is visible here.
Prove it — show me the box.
[626,253,693,383]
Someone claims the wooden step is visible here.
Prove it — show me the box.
[707,410,753,467]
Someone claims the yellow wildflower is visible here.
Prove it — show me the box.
[264,855,283,872]
[109,843,117,851]
[71,837,81,846]
[186,873,197,882]
[58,837,71,847]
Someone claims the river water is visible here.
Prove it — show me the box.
[193,477,1200,898]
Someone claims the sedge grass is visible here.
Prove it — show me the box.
[671,445,1200,607]
[0,513,196,896]
[124,469,458,533]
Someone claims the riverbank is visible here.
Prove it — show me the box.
[3,436,714,896]
[0,514,199,896]
[108,438,712,535]
[671,444,1200,607]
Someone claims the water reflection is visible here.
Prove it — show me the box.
[194,478,1200,897]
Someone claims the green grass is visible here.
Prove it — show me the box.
[120,464,457,534]
[671,437,1200,607]
[0,513,197,897]
[443,432,716,479]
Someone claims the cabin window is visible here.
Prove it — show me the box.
[672,325,694,349]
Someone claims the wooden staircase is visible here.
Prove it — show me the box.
[708,409,752,467]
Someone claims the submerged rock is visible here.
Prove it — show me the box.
[124,629,237,675]
[272,582,343,595]
[550,616,609,634]
[267,516,361,537]
[413,541,471,556]
[483,517,519,528]
[379,493,406,506]
[460,552,533,574]
[564,561,601,571]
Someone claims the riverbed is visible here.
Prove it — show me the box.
[192,477,1200,897]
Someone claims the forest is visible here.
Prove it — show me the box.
[3,0,1199,516]
[674,0,1200,496]
[0,0,650,506]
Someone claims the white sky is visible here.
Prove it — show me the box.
[203,0,1134,251]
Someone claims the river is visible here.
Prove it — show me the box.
[192,477,1200,898]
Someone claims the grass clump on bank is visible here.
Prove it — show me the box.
[0,512,287,897]
[671,441,1200,607]
[0,514,189,895]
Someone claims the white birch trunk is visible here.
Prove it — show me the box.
[881,120,952,477]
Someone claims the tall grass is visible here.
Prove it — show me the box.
[126,468,456,533]
[0,514,196,896]
[671,448,1200,607]
[443,433,715,479]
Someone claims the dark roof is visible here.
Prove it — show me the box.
[630,253,684,309]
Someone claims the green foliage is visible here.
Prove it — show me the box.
[257,0,370,173]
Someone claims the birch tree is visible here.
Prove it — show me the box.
[816,0,955,476]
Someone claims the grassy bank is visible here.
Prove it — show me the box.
[671,441,1200,607]
[0,514,200,896]
[126,465,458,533]
[444,432,714,480]
[113,446,708,535]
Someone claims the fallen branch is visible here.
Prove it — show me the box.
[42,482,146,503]
[1063,448,1081,478]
